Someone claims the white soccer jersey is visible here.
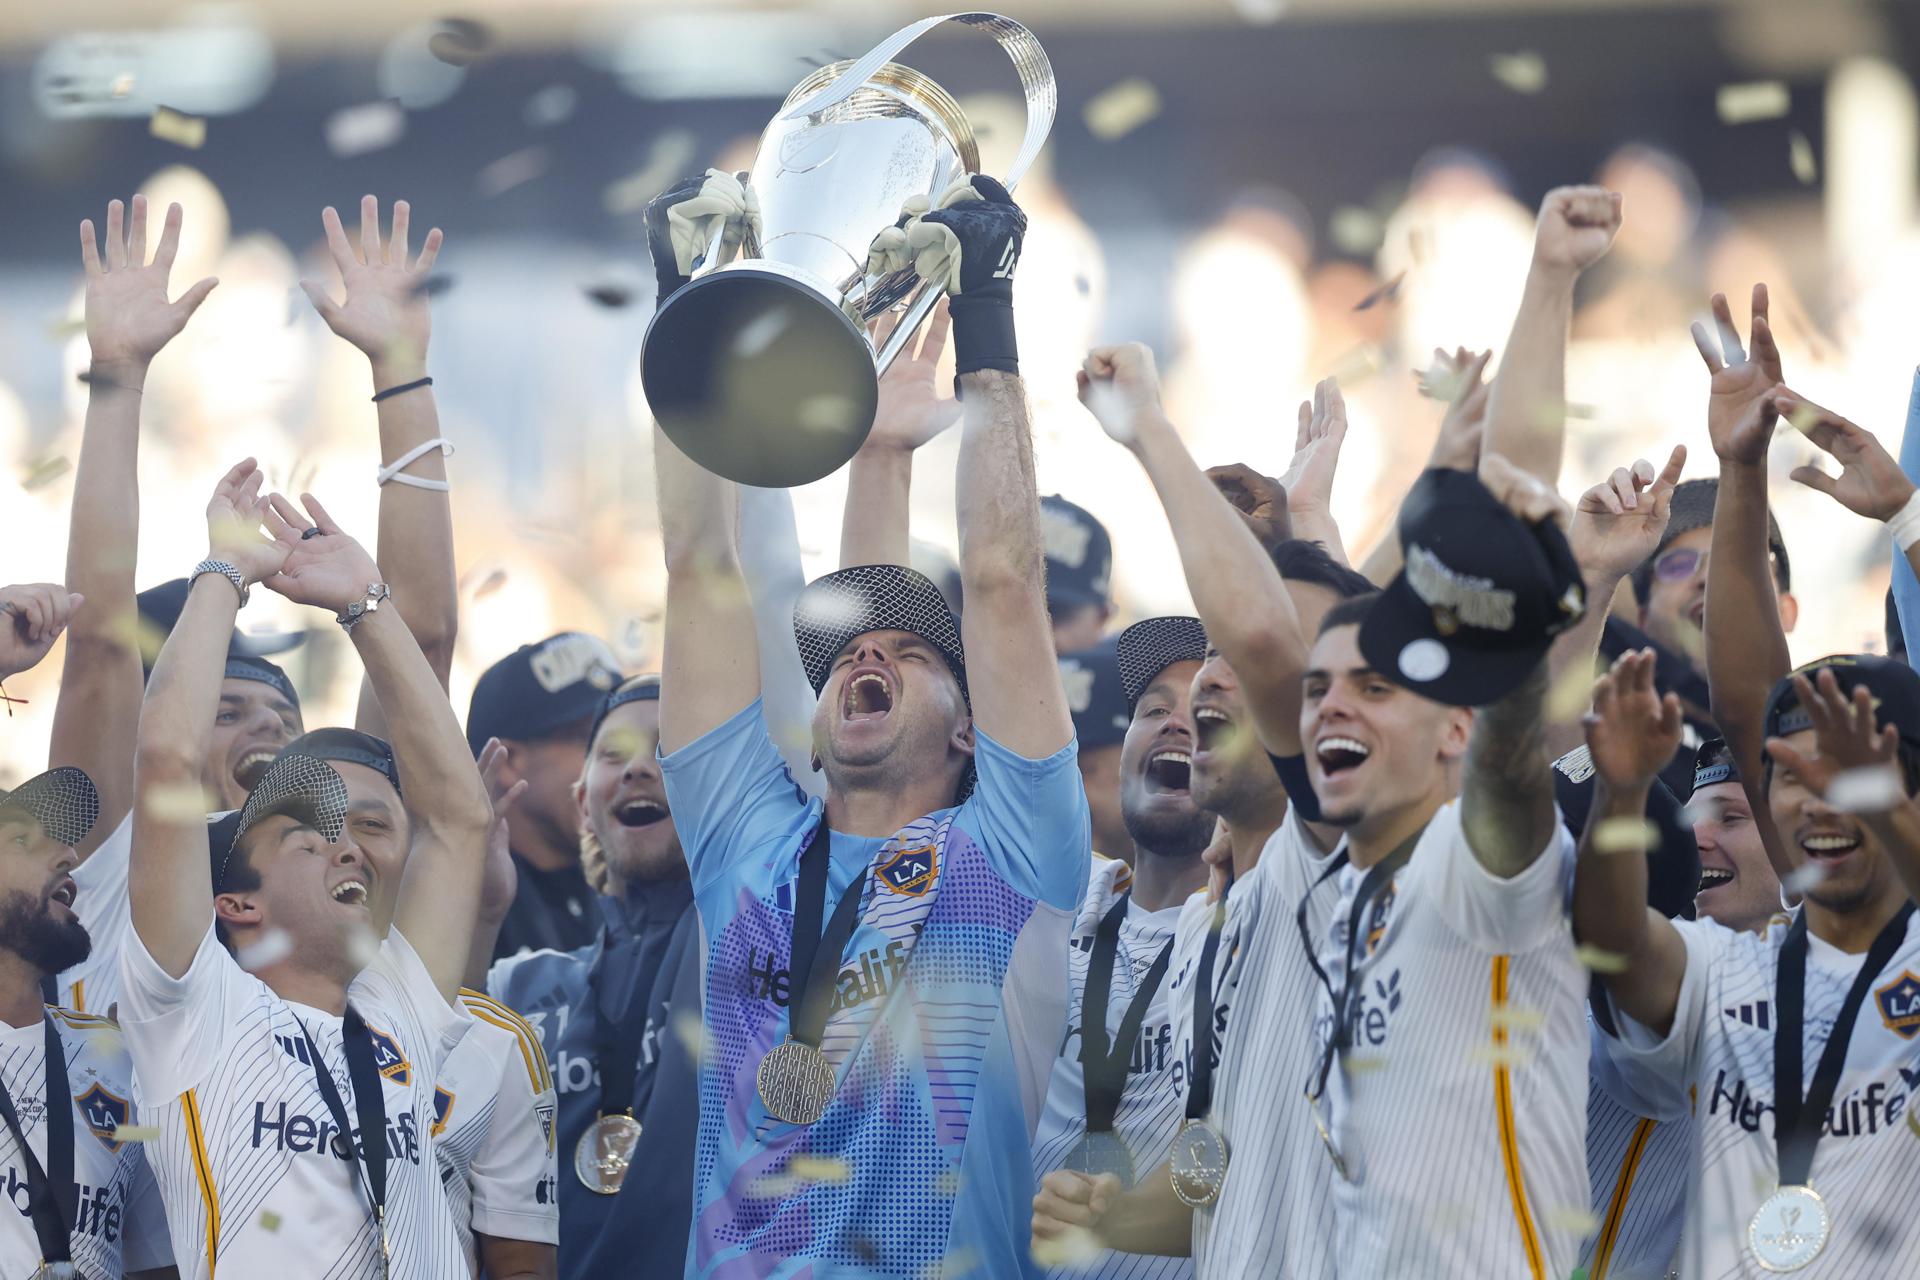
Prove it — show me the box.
[435,989,559,1271]
[60,811,134,1018]
[1579,1061,1688,1280]
[1310,800,1587,1279]
[0,1007,172,1278]
[1598,909,1920,1277]
[118,923,471,1280]
[1167,811,1344,1280]
[1033,856,1189,1280]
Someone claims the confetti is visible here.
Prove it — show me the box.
[1083,78,1162,141]
[1592,817,1660,854]
[1781,861,1830,896]
[1329,206,1384,256]
[585,283,636,309]
[1675,801,1712,829]
[1231,0,1288,22]
[797,395,861,434]
[1828,765,1903,814]
[150,106,206,150]
[1548,1205,1601,1235]
[670,1007,708,1064]
[1353,271,1406,312]
[1717,81,1790,126]
[525,84,579,129]
[1030,1227,1103,1268]
[1546,665,1594,725]
[1345,1052,1389,1074]
[111,1123,160,1142]
[477,146,549,198]
[731,309,793,359]
[1789,130,1818,185]
[1490,1005,1546,1033]
[427,18,492,67]
[603,130,699,215]
[258,1209,282,1232]
[45,313,85,340]
[1575,944,1630,974]
[470,568,509,600]
[409,274,457,300]
[1325,344,1382,386]
[143,782,213,823]
[325,101,406,158]
[1488,51,1548,95]
[345,922,379,972]
[236,927,293,973]
[1471,1041,1537,1069]
[1910,1105,1920,1139]
[21,456,72,491]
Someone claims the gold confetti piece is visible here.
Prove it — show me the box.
[477,146,548,198]
[1353,271,1406,312]
[112,1124,160,1142]
[1782,862,1829,896]
[1592,817,1660,854]
[237,928,293,973]
[1784,400,1821,436]
[22,456,71,491]
[1717,81,1790,126]
[1909,1105,1920,1138]
[1548,1205,1600,1235]
[1345,1052,1388,1074]
[428,18,492,67]
[1828,765,1903,814]
[326,102,406,158]
[1575,944,1629,974]
[1329,206,1384,256]
[1325,344,1382,386]
[1083,78,1161,141]
[671,1008,708,1064]
[789,1154,849,1184]
[603,130,699,216]
[1789,130,1817,185]
[45,313,85,340]
[150,106,207,150]
[143,781,213,823]
[259,1209,282,1232]
[1490,1005,1546,1033]
[1471,1041,1537,1069]
[1488,51,1547,95]
[1030,1227,1103,1268]
[1546,664,1594,725]
[111,73,135,100]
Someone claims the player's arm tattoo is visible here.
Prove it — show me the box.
[1461,663,1559,877]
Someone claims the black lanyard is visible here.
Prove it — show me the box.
[788,815,869,1049]
[1299,830,1421,1103]
[296,1007,390,1259]
[1772,902,1914,1186]
[0,1015,75,1269]
[1183,889,1233,1123]
[1079,893,1176,1134]
[588,933,650,1117]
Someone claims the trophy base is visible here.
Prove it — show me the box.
[643,266,879,488]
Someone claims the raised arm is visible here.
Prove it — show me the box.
[1273,377,1350,565]
[839,301,959,568]
[256,492,490,1001]
[1358,348,1491,586]
[1480,187,1620,486]
[1776,392,1920,594]
[1571,648,1692,1035]
[51,196,217,852]
[657,425,758,754]
[0,584,82,682]
[1078,343,1312,762]
[131,461,288,977]
[301,196,457,729]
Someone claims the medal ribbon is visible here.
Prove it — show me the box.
[296,1007,390,1264]
[588,933,649,1119]
[788,814,869,1051]
[1772,902,1914,1187]
[1299,828,1422,1104]
[0,1015,76,1269]
[1078,893,1176,1134]
[1182,891,1233,1123]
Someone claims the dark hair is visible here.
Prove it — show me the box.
[1272,539,1377,600]
[1316,592,1381,637]
[213,840,265,954]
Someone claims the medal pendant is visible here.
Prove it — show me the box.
[1307,1098,1350,1182]
[1063,1129,1135,1184]
[757,1038,836,1126]
[32,1265,77,1279]
[1168,1118,1229,1207]
[574,1111,645,1194]
[1748,1184,1830,1272]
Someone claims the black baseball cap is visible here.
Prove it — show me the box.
[1058,638,1129,750]
[1630,479,1791,603]
[1115,617,1207,710]
[208,753,349,893]
[793,565,968,703]
[1552,745,1699,921]
[1041,495,1113,614]
[279,728,400,797]
[1359,468,1587,708]
[1763,654,1920,753]
[137,578,305,673]
[1689,737,1740,797]
[587,674,662,750]
[466,633,623,756]
[224,655,300,715]
[0,767,100,849]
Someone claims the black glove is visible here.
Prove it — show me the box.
[917,174,1026,380]
[644,174,707,312]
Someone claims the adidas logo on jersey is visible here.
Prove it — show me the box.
[251,1102,421,1166]
[1723,1001,1771,1029]
[6,1171,123,1241]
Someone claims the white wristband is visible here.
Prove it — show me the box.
[376,438,453,491]
[1887,488,1920,553]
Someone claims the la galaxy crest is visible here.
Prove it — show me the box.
[1876,970,1920,1040]
[367,1023,412,1084]
[877,844,938,896]
[74,1083,130,1152]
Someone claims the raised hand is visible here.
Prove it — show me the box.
[863,300,960,453]
[79,195,219,378]
[1772,392,1917,522]
[301,196,444,373]
[1420,348,1492,471]
[1077,343,1164,446]
[257,493,383,613]
[476,737,529,919]
[0,584,84,680]
[1692,284,1783,466]
[1582,648,1685,792]
[1765,669,1902,811]
[205,459,289,587]
[1279,377,1348,526]
[1570,445,1687,579]
[1531,185,1623,274]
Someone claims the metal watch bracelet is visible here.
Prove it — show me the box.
[190,559,249,607]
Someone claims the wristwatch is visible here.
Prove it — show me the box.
[190,559,249,607]
[337,583,392,633]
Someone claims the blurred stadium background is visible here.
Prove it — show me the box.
[5,0,1920,779]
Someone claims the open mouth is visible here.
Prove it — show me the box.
[233,747,278,791]
[615,799,668,829]
[329,878,370,908]
[844,672,893,722]
[48,879,76,909]
[1145,748,1192,793]
[1697,866,1734,892]
[1194,706,1232,753]
[1686,600,1706,629]
[1801,832,1861,862]
[1316,736,1372,777]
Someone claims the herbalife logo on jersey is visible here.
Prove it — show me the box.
[252,1102,421,1166]
[6,1173,123,1242]
[746,936,915,1014]
[1709,1069,1913,1139]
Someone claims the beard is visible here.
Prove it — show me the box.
[0,890,91,977]
[1122,802,1214,862]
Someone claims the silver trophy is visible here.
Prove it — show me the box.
[641,12,1056,488]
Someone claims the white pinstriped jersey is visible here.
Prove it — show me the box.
[1599,909,1920,1277]
[0,1008,172,1278]
[435,990,559,1270]
[1311,801,1587,1279]
[1033,855,1190,1280]
[1579,1062,1687,1280]
[118,923,471,1280]
[59,812,134,1018]
[1168,812,1344,1280]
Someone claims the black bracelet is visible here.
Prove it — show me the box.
[372,376,433,403]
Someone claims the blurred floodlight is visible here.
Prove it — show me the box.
[33,14,274,118]
[379,22,468,110]
[591,12,827,99]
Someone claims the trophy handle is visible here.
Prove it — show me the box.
[783,13,1057,374]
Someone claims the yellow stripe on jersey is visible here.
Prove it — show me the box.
[70,979,84,1012]
[459,989,552,1093]
[1591,1116,1656,1280]
[183,1088,220,1276]
[1490,956,1545,1280]
[48,1006,113,1029]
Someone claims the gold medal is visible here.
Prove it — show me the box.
[757,1038,836,1126]
[573,1111,644,1194]
[1748,1184,1829,1272]
[1168,1118,1229,1207]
